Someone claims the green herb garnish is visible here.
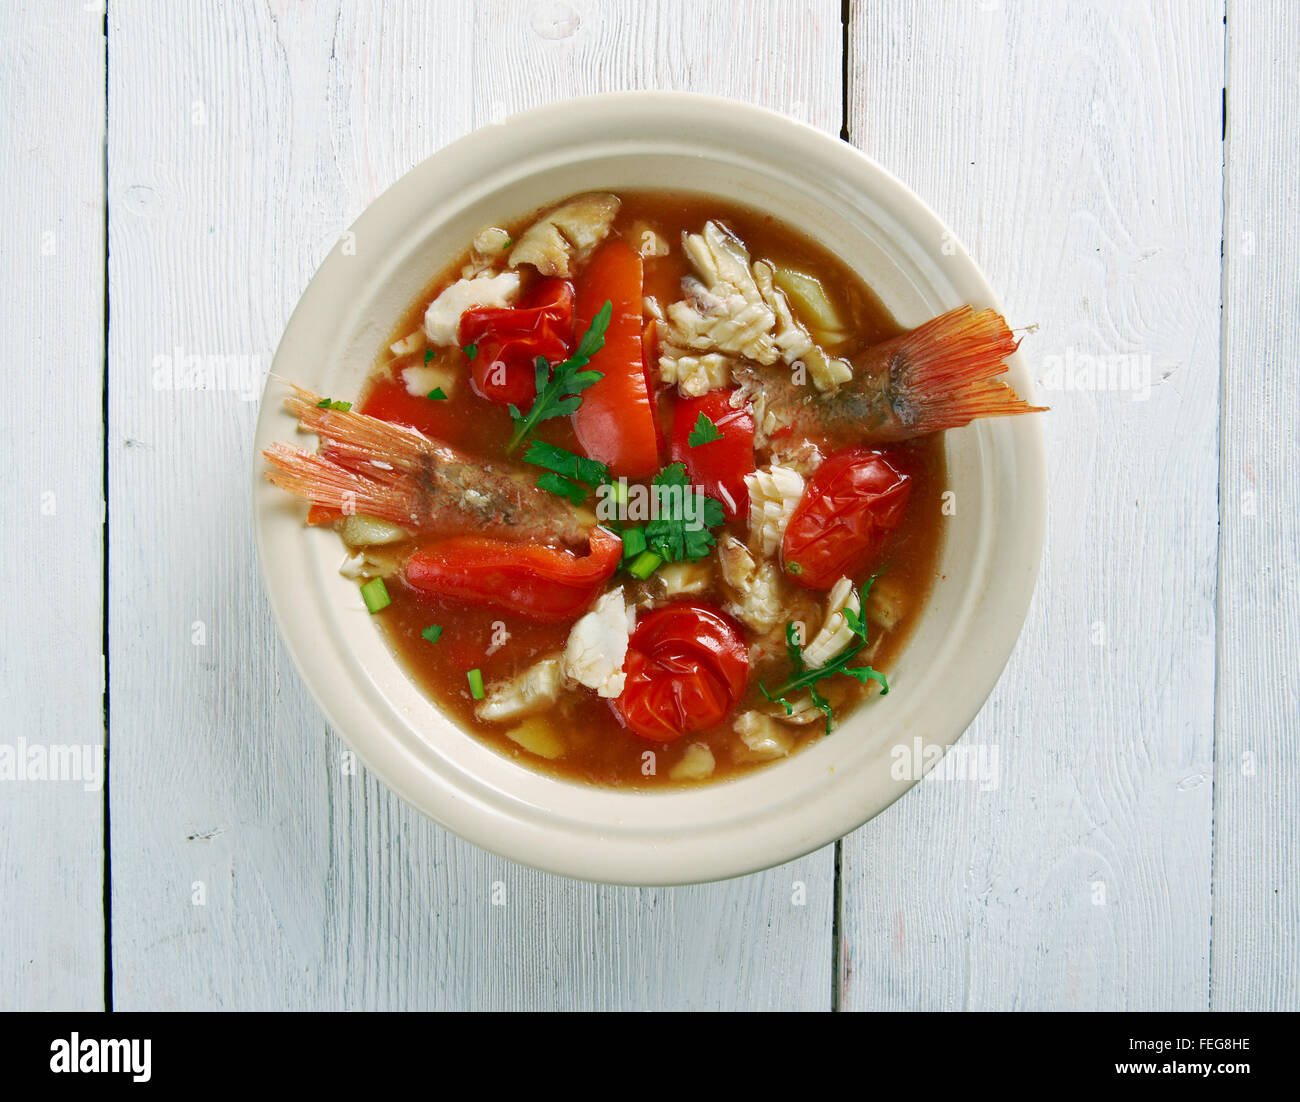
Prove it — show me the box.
[644,463,726,563]
[463,343,478,360]
[759,578,889,734]
[687,412,724,446]
[424,348,435,363]
[627,550,663,579]
[467,668,485,700]
[535,471,587,505]
[359,576,390,614]
[620,526,647,560]
[505,300,612,454]
[421,624,443,644]
[523,440,609,490]
[427,387,447,401]
[316,398,353,412]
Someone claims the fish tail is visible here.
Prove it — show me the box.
[283,385,437,474]
[882,306,1046,436]
[262,443,423,527]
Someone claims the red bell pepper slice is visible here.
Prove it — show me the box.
[570,241,661,478]
[459,278,575,407]
[306,504,346,526]
[403,525,623,623]
[669,389,755,520]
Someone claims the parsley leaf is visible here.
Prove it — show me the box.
[316,398,352,411]
[427,387,447,401]
[644,463,726,563]
[534,471,588,505]
[505,301,612,454]
[687,412,724,446]
[420,625,443,644]
[759,578,890,734]
[523,440,609,489]
[424,348,435,363]
[463,343,478,360]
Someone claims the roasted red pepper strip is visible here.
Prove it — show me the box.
[615,602,749,742]
[306,504,346,526]
[570,241,661,478]
[404,525,622,623]
[459,278,575,407]
[782,446,911,590]
[670,389,755,520]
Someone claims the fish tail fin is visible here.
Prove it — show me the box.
[884,307,1046,436]
[262,443,422,528]
[283,385,435,474]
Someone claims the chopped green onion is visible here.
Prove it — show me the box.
[420,625,443,644]
[427,387,447,401]
[463,343,478,360]
[621,526,647,559]
[467,668,485,700]
[359,576,390,614]
[424,348,434,363]
[627,550,663,579]
[609,479,629,506]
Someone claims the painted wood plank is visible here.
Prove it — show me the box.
[840,0,1222,1010]
[1213,1,1300,1011]
[0,2,106,1010]
[108,0,840,1010]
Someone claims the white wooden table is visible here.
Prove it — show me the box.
[2,0,1295,1011]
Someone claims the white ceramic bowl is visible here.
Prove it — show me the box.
[253,92,1045,885]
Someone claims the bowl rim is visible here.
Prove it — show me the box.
[253,90,1046,885]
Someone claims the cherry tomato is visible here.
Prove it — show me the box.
[670,389,755,519]
[781,446,911,590]
[459,278,575,407]
[615,603,749,742]
[571,240,662,478]
[404,526,622,623]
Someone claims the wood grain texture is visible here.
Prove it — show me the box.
[840,0,1223,1010]
[0,2,106,1010]
[1213,2,1300,1011]
[107,0,840,1010]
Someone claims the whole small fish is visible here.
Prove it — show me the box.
[263,386,591,544]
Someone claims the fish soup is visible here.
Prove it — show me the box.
[265,190,1039,787]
